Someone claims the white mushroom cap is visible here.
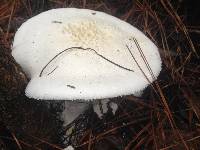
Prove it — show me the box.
[12,8,161,100]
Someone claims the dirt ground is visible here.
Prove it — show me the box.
[0,0,200,150]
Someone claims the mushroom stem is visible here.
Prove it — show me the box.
[93,99,110,118]
[61,101,89,126]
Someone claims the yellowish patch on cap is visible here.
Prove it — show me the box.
[62,20,118,48]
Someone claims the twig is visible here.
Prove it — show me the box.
[39,46,134,77]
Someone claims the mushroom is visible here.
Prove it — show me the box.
[12,8,161,125]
